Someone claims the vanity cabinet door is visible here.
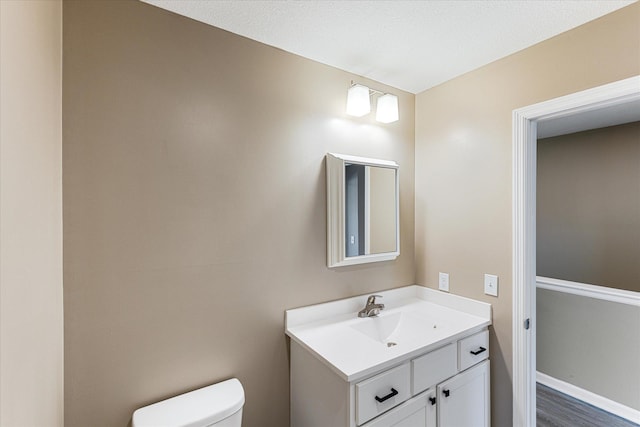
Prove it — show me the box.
[362,392,431,427]
[437,360,490,427]
[425,388,437,427]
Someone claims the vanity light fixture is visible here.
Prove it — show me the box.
[345,82,399,123]
[346,84,371,117]
[376,94,399,123]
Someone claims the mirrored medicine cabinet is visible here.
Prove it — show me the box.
[326,153,399,267]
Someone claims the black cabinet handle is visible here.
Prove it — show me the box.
[429,396,437,405]
[470,346,487,356]
[443,389,450,397]
[375,388,398,403]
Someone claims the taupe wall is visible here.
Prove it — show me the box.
[369,166,397,254]
[537,122,640,292]
[537,289,640,410]
[62,1,414,426]
[0,1,63,425]
[415,3,640,426]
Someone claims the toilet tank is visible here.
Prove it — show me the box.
[132,378,244,427]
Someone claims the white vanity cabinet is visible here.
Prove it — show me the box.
[285,286,492,427]
[365,360,490,427]
[290,328,490,427]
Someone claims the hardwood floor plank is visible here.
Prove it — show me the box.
[537,383,639,427]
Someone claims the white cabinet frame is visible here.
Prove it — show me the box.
[326,153,400,267]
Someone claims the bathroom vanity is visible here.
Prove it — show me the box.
[285,286,491,427]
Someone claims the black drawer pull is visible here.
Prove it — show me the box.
[429,397,437,405]
[443,389,450,398]
[470,346,486,356]
[375,388,398,403]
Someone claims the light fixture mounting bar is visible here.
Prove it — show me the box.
[350,81,385,96]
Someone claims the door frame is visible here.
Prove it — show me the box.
[511,75,640,427]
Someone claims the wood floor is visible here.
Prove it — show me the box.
[537,383,639,427]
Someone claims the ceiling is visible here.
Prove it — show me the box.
[141,0,634,94]
[538,99,640,139]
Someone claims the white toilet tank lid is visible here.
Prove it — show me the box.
[132,378,244,427]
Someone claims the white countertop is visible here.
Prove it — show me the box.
[285,285,492,382]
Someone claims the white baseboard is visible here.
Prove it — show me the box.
[537,371,640,424]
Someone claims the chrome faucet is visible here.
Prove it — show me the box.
[358,295,385,318]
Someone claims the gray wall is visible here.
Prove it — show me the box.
[537,288,640,410]
[345,164,366,257]
[63,1,415,426]
[536,122,640,411]
[537,122,640,292]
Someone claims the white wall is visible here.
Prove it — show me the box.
[0,1,63,425]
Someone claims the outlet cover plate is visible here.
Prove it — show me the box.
[439,272,450,292]
[484,274,498,297]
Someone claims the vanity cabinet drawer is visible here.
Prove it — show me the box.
[356,362,411,425]
[458,330,489,371]
[361,391,434,427]
[412,342,457,395]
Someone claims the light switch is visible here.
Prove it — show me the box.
[484,274,498,297]
[439,272,450,292]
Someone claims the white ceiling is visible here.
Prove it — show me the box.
[142,0,634,94]
[537,99,640,139]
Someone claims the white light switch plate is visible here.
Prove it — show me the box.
[439,272,450,292]
[484,274,498,297]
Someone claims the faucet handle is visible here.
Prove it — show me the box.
[367,294,383,304]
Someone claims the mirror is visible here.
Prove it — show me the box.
[326,153,399,267]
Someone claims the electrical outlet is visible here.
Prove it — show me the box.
[484,274,498,297]
[439,272,450,292]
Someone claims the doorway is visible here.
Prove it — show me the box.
[511,75,640,427]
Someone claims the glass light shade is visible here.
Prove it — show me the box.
[376,94,399,123]
[346,84,371,117]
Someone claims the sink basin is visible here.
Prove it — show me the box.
[350,313,402,343]
[350,310,442,345]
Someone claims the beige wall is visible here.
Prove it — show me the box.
[62,1,640,425]
[537,122,640,292]
[62,1,414,426]
[0,1,64,426]
[415,3,640,426]
[369,166,397,254]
